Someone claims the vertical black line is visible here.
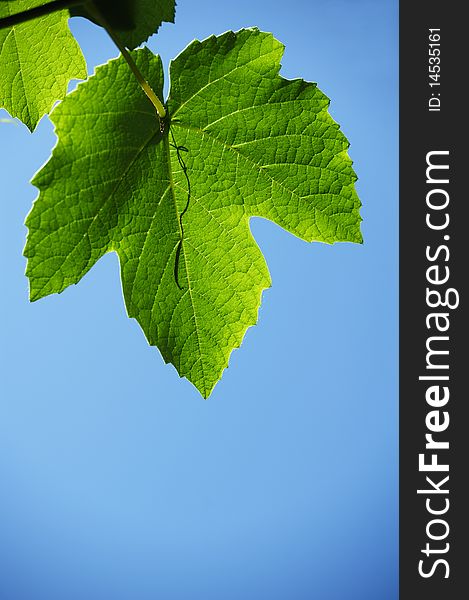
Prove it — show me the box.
[169,126,191,290]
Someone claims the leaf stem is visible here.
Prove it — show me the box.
[105,28,166,119]
[86,4,166,119]
[0,0,83,29]
[0,1,166,120]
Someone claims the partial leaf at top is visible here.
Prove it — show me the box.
[0,0,87,131]
[71,0,176,49]
[24,29,362,397]
[0,0,176,129]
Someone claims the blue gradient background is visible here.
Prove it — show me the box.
[0,1,398,598]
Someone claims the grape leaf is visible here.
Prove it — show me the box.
[71,0,176,49]
[24,29,362,397]
[0,0,87,131]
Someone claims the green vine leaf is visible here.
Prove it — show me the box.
[24,29,362,397]
[0,0,87,131]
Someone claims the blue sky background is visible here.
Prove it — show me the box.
[0,1,398,599]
